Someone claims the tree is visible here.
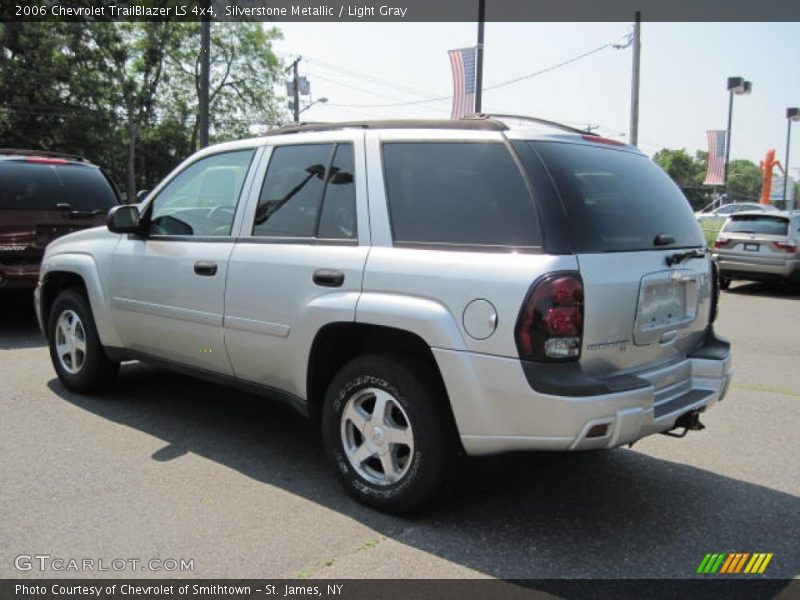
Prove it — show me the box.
[0,22,285,197]
[726,159,762,203]
[652,147,711,210]
[165,23,283,149]
[82,23,181,200]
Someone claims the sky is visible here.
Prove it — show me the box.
[269,21,800,179]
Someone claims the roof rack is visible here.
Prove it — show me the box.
[268,117,509,136]
[265,114,591,137]
[0,148,91,163]
[467,113,588,135]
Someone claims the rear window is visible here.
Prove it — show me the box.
[382,142,541,249]
[723,215,789,235]
[0,161,119,211]
[527,141,704,253]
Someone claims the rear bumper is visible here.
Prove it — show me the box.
[0,262,39,289]
[714,253,800,279]
[434,329,733,455]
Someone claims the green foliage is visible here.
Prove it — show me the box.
[652,147,712,210]
[653,147,763,210]
[0,22,283,199]
[726,160,762,203]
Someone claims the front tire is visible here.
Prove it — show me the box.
[321,354,455,513]
[47,289,119,393]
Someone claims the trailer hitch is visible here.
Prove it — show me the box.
[661,409,706,438]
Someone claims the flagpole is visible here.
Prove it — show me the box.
[475,0,485,114]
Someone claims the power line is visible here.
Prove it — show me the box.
[318,34,629,109]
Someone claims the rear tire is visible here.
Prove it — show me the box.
[321,354,455,513]
[47,289,119,393]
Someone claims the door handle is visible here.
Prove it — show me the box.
[194,261,218,276]
[313,269,344,287]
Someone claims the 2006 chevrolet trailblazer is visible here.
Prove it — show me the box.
[35,117,733,512]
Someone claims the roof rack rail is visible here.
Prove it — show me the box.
[0,148,91,163]
[466,113,587,135]
[267,118,509,136]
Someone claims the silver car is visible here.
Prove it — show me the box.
[713,210,800,288]
[35,117,733,512]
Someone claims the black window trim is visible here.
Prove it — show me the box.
[380,139,544,253]
[249,141,359,245]
[142,147,258,240]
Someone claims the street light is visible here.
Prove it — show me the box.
[723,76,752,202]
[783,107,800,209]
[298,97,328,116]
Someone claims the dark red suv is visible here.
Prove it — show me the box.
[0,150,120,291]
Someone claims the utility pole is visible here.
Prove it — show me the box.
[474,0,485,114]
[629,11,641,147]
[286,57,302,123]
[198,0,211,148]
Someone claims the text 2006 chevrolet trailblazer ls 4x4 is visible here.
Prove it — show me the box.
[35,117,733,512]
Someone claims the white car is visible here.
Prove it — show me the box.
[35,117,733,512]
[696,202,778,222]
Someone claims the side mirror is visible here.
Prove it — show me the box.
[107,205,141,234]
[135,189,150,203]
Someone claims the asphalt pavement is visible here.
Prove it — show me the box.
[0,282,798,580]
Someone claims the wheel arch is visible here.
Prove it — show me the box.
[306,323,457,430]
[39,254,121,347]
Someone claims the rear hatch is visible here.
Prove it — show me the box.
[0,159,117,266]
[716,213,796,263]
[519,139,712,376]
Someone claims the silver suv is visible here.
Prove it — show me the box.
[35,117,733,512]
[713,210,800,289]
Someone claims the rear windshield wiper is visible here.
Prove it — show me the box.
[666,249,706,267]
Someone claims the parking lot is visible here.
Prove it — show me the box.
[1,283,798,580]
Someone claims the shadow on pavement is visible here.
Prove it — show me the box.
[0,290,46,349]
[47,363,800,580]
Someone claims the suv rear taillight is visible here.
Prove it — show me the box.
[515,273,584,362]
[772,241,797,253]
[714,238,731,249]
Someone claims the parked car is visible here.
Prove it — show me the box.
[0,150,119,291]
[34,118,733,512]
[695,202,778,222]
[713,210,800,289]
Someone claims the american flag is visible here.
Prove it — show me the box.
[704,130,727,186]
[448,47,477,119]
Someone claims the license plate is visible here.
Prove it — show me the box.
[639,281,687,330]
[744,243,759,251]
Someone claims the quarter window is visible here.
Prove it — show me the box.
[252,143,357,240]
[382,142,541,248]
[148,149,254,237]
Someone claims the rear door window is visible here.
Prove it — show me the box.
[526,141,704,253]
[382,142,541,249]
[0,162,119,211]
[253,143,357,240]
[723,215,789,235]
